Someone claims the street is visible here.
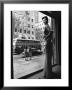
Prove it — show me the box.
[13,53,45,79]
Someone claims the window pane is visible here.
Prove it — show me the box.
[28,24,30,27]
[27,30,30,34]
[32,37,34,39]
[28,37,30,39]
[32,19,33,22]
[32,31,34,34]
[32,25,33,28]
[24,30,26,33]
[15,28,17,32]
[20,29,22,33]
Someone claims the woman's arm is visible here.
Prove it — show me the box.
[44,31,53,40]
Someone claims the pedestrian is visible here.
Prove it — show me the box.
[29,47,32,60]
[24,47,27,61]
[42,16,53,79]
[25,47,28,61]
[25,47,30,61]
[22,48,26,60]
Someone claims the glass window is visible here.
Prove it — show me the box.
[25,11,29,15]
[18,30,20,32]
[28,24,30,27]
[28,37,30,39]
[28,17,30,21]
[32,25,33,28]
[32,37,34,39]
[27,30,30,34]
[22,37,26,39]
[20,29,22,33]
[24,30,26,33]
[15,28,17,32]
[32,19,33,22]
[32,31,34,35]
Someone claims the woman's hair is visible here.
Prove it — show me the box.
[42,16,48,22]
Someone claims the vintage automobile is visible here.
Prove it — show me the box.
[13,38,42,54]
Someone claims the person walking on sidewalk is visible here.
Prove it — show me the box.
[29,47,32,60]
[42,16,53,79]
[25,47,29,61]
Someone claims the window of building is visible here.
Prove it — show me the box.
[25,11,29,15]
[27,30,30,34]
[28,37,30,39]
[20,29,22,33]
[18,30,20,32]
[32,25,33,28]
[22,37,26,39]
[32,31,34,35]
[24,30,26,33]
[28,24,30,27]
[28,17,30,21]
[15,28,17,32]
[32,37,34,39]
[32,19,33,22]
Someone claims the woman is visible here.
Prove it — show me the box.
[42,16,53,79]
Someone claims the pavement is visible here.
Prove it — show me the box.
[13,54,45,79]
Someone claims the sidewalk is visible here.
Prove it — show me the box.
[13,54,45,79]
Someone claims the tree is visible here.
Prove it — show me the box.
[35,28,44,42]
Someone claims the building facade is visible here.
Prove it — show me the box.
[12,11,37,40]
